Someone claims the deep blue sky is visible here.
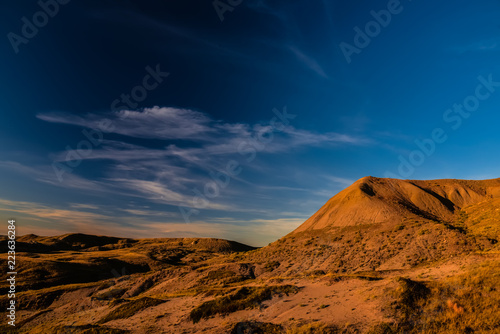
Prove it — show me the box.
[1,0,500,246]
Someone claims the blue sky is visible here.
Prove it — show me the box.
[1,0,500,246]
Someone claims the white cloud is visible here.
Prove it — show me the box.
[38,107,218,141]
[40,107,369,160]
[31,106,372,214]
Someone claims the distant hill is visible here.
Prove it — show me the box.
[0,235,255,291]
[0,233,255,253]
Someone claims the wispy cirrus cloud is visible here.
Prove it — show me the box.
[38,106,369,147]
[288,46,329,79]
[37,107,219,141]
[0,198,119,235]
[0,197,303,246]
[451,37,500,53]
[0,161,108,192]
[34,107,371,212]
[69,203,100,210]
[323,175,355,187]
[0,198,182,238]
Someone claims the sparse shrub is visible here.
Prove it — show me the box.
[264,261,281,272]
[366,322,396,334]
[96,281,115,291]
[93,288,127,301]
[269,276,284,283]
[392,277,430,322]
[286,322,338,334]
[189,285,300,323]
[52,324,129,333]
[387,261,500,333]
[198,269,246,285]
[418,229,429,235]
[305,270,326,278]
[98,297,166,323]
[230,321,282,334]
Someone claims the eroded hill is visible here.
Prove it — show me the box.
[295,176,500,231]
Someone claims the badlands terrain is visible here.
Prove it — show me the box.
[1,176,500,333]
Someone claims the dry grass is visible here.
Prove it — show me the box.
[189,285,300,323]
[0,281,101,311]
[98,297,167,323]
[197,269,247,285]
[392,277,431,323]
[52,324,130,333]
[365,322,396,334]
[286,322,338,334]
[229,321,282,334]
[386,260,500,333]
[414,260,500,333]
[285,322,360,334]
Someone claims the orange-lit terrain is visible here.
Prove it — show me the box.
[2,177,500,333]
